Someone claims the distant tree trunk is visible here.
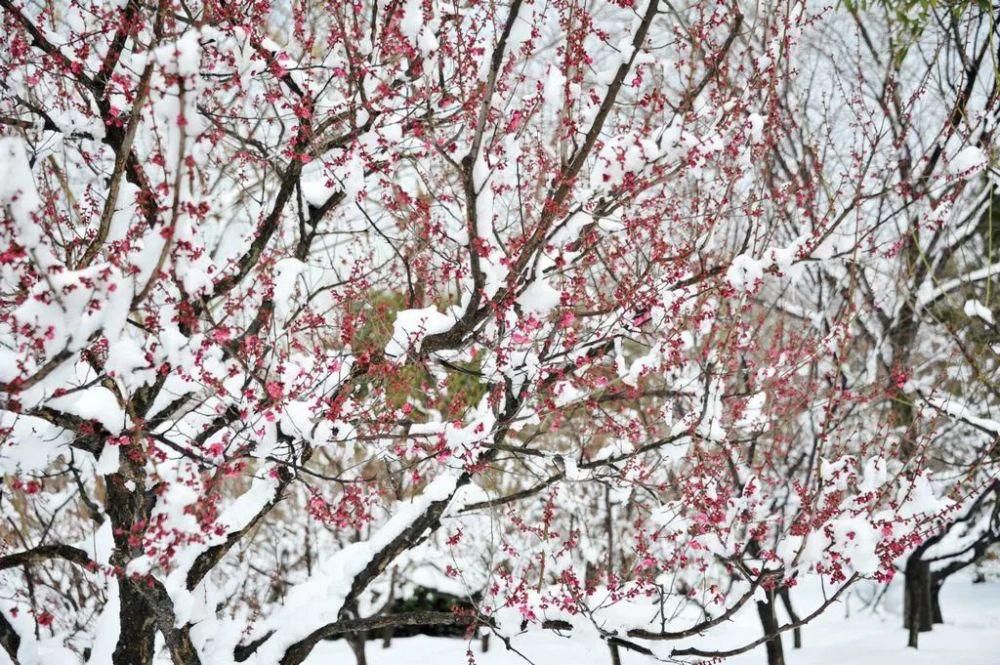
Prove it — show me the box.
[347,633,367,665]
[904,556,934,648]
[608,642,622,665]
[930,574,944,624]
[756,588,786,665]
[778,587,801,648]
[902,479,1000,648]
[605,487,621,665]
[340,599,367,665]
[381,567,397,649]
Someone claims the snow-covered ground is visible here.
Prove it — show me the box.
[307,576,1000,664]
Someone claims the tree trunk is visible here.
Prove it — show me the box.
[608,642,622,665]
[106,464,158,665]
[113,577,156,665]
[756,589,786,665]
[930,575,943,624]
[347,632,367,665]
[778,587,801,648]
[605,487,622,665]
[904,556,934,648]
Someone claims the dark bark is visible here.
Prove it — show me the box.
[0,544,94,572]
[608,642,623,665]
[755,589,786,665]
[105,459,159,665]
[113,577,156,665]
[777,587,802,648]
[930,576,943,624]
[347,633,367,665]
[904,557,933,648]
[606,486,622,665]
[903,480,1000,647]
[0,610,20,665]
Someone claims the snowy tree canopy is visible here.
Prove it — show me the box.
[0,0,998,664]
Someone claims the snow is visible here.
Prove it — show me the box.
[471,153,509,299]
[963,299,994,324]
[549,211,593,246]
[735,392,768,431]
[2,4,999,665]
[897,474,953,519]
[247,471,464,664]
[86,581,120,665]
[273,258,305,322]
[46,386,128,435]
[94,442,120,475]
[727,238,806,292]
[105,334,153,389]
[542,66,566,111]
[747,112,766,143]
[0,411,74,474]
[15,640,78,665]
[13,263,131,360]
[917,263,1000,308]
[385,306,457,360]
[398,0,439,55]
[400,0,425,46]
[830,518,880,575]
[727,254,768,291]
[302,576,1000,665]
[859,457,889,494]
[927,396,1000,435]
[948,146,988,176]
[0,138,42,244]
[154,30,202,77]
[516,278,561,315]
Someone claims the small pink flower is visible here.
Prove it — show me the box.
[517,604,537,622]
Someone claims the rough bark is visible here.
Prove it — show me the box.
[903,480,1000,647]
[930,576,943,625]
[106,457,159,665]
[755,589,786,665]
[904,557,933,648]
[113,577,156,665]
